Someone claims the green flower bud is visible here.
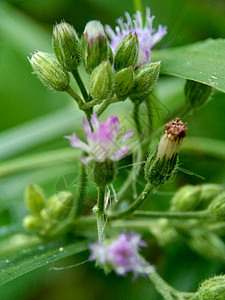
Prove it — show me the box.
[90,60,113,101]
[28,51,70,91]
[208,192,225,219]
[23,215,42,231]
[114,67,134,100]
[197,275,225,300]
[185,80,212,110]
[53,22,81,71]
[114,33,139,71]
[145,119,187,187]
[170,185,202,212]
[129,62,160,102]
[25,184,45,214]
[189,230,225,261]
[199,184,223,210]
[88,159,117,187]
[41,191,73,220]
[149,219,178,246]
[82,20,109,73]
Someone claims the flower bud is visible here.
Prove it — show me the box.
[90,60,113,101]
[196,275,225,300]
[129,62,160,102]
[88,159,117,187]
[185,80,212,110]
[23,215,42,231]
[53,22,81,71]
[199,184,223,209]
[25,184,45,214]
[114,33,139,71]
[28,51,70,91]
[145,118,187,187]
[114,67,134,100]
[208,192,225,219]
[170,185,202,212]
[82,20,109,73]
[189,230,225,261]
[41,191,73,220]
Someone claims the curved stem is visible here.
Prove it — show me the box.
[72,68,88,101]
[66,86,85,109]
[96,96,119,116]
[110,183,155,219]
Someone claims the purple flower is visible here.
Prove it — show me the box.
[89,232,154,279]
[66,114,133,165]
[105,7,167,68]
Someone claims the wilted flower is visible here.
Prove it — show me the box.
[66,114,133,165]
[105,7,167,68]
[89,232,154,278]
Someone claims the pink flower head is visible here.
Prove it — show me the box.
[89,232,154,279]
[105,7,167,68]
[66,114,133,165]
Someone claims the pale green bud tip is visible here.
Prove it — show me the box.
[53,22,81,71]
[23,215,41,230]
[185,80,212,110]
[157,118,187,161]
[56,191,73,206]
[83,21,106,44]
[28,51,70,91]
[145,119,186,186]
[114,33,139,71]
[90,60,113,101]
[197,275,225,300]
[25,184,45,214]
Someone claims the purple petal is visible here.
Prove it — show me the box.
[120,129,133,143]
[112,145,130,161]
[90,113,99,131]
[65,133,90,152]
[82,118,92,136]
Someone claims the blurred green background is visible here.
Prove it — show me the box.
[0,0,225,299]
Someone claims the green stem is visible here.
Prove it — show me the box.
[96,96,119,116]
[73,162,87,218]
[82,98,102,110]
[97,186,106,241]
[66,86,85,109]
[110,183,154,219]
[133,103,142,139]
[72,68,88,101]
[148,271,195,300]
[133,210,210,220]
[133,0,142,12]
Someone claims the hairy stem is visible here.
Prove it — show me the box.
[133,210,210,220]
[73,162,87,218]
[72,68,89,101]
[110,183,155,219]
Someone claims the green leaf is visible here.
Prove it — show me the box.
[152,39,225,93]
[0,239,88,286]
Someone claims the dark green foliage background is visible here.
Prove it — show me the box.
[0,0,225,299]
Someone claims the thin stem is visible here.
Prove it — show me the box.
[72,68,88,101]
[73,162,87,218]
[133,103,142,140]
[82,98,102,110]
[148,271,175,300]
[145,95,154,134]
[133,210,210,220]
[110,183,155,219]
[66,86,85,109]
[97,186,106,241]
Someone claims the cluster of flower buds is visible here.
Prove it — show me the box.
[23,184,73,237]
[170,183,223,212]
[29,8,165,105]
[145,118,187,187]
